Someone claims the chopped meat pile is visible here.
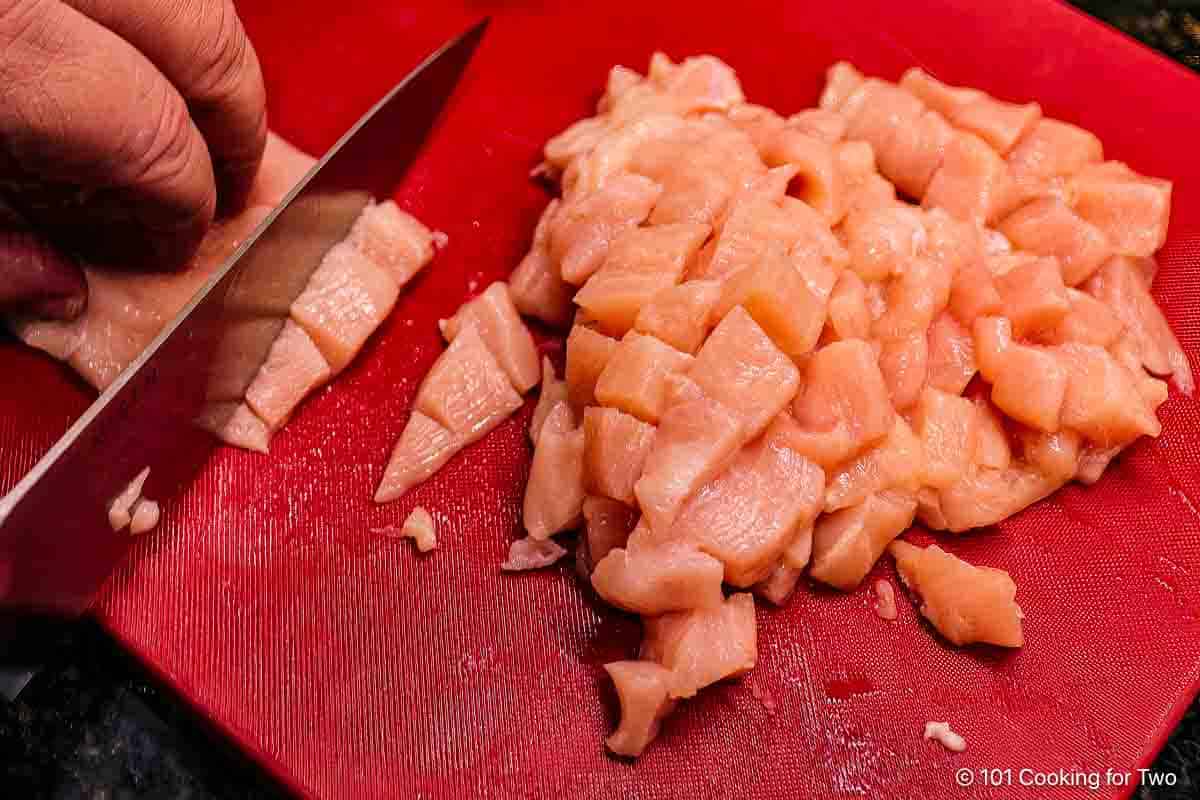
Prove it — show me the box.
[489,53,1188,757]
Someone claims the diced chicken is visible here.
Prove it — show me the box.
[948,258,1004,325]
[794,339,895,459]
[935,466,1058,532]
[583,407,656,505]
[592,532,725,614]
[204,316,286,402]
[788,108,848,144]
[401,507,438,552]
[915,387,978,489]
[688,307,801,439]
[1019,428,1082,483]
[841,203,927,282]
[827,271,872,341]
[999,198,1111,286]
[595,332,694,424]
[1069,161,1172,258]
[1055,343,1161,446]
[1006,119,1103,197]
[530,357,570,445]
[972,394,1013,471]
[1039,289,1124,348]
[877,109,955,201]
[641,593,757,699]
[633,280,721,354]
[1085,256,1193,394]
[668,432,825,587]
[346,200,436,287]
[581,496,638,571]
[544,116,610,175]
[551,174,663,285]
[690,165,800,281]
[923,132,1019,226]
[603,661,676,758]
[819,62,865,111]
[948,96,1042,156]
[841,81,926,172]
[502,536,568,571]
[994,256,1071,336]
[1076,443,1125,485]
[899,68,986,120]
[128,498,161,536]
[890,540,1024,647]
[574,223,710,336]
[715,246,827,358]
[195,401,271,454]
[565,324,619,410]
[510,200,575,327]
[926,312,977,395]
[244,320,332,431]
[924,721,968,752]
[878,332,929,411]
[727,103,788,155]
[809,491,917,591]
[874,579,898,621]
[634,396,744,532]
[523,403,586,539]
[762,128,844,223]
[415,325,523,438]
[374,411,457,504]
[440,282,540,393]
[872,256,953,339]
[290,241,400,373]
[108,467,151,532]
[647,52,746,114]
[990,342,1068,433]
[837,141,898,217]
[823,418,923,513]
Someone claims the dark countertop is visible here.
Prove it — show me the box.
[2,3,1199,798]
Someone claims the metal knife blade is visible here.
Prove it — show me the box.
[0,19,489,618]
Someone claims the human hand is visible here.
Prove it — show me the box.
[0,0,267,319]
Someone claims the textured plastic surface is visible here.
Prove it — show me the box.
[2,1,1199,797]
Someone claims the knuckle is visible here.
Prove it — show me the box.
[186,0,252,103]
[117,87,209,216]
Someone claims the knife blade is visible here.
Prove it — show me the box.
[0,19,489,618]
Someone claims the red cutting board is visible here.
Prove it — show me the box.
[3,1,1200,797]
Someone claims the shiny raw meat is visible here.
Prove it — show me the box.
[523,402,586,539]
[582,407,656,505]
[633,280,721,354]
[550,174,663,285]
[794,339,894,459]
[440,282,540,393]
[591,531,725,614]
[640,592,757,699]
[509,200,575,327]
[810,491,917,591]
[603,661,676,758]
[244,320,331,431]
[565,324,619,411]
[373,411,458,504]
[890,540,1024,648]
[1069,161,1171,258]
[1006,118,1103,198]
[594,332,693,424]
[347,200,437,287]
[999,198,1111,286]
[531,357,571,445]
[502,536,568,571]
[580,496,638,571]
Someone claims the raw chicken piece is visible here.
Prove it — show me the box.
[972,397,1012,471]
[787,108,848,144]
[688,307,801,439]
[1085,256,1193,394]
[641,593,757,699]
[715,245,827,358]
[523,403,586,539]
[583,407,656,505]
[689,165,795,281]
[346,200,436,287]
[544,117,610,174]
[573,223,710,336]
[762,128,844,222]
[947,96,1041,156]
[1007,118,1103,197]
[841,203,927,282]
[990,343,1069,433]
[565,324,619,410]
[195,401,271,454]
[603,661,676,758]
[668,432,824,587]
[841,81,925,169]
[401,507,438,552]
[890,540,1024,647]
[947,258,1004,325]
[972,315,1013,383]
[415,325,523,438]
[827,271,872,341]
[1019,428,1082,483]
[203,316,286,402]
[874,579,898,621]
[998,198,1111,286]
[923,132,1019,226]
[872,256,953,339]
[925,312,977,395]
[373,411,458,504]
[754,561,801,606]
[727,104,787,155]
[810,491,917,590]
[647,53,746,114]
[1069,161,1172,258]
[634,396,744,533]
[819,62,865,111]
[899,68,986,119]
[878,332,929,412]
[633,280,721,354]
[924,721,968,752]
[290,241,400,373]
[128,499,161,536]
[1076,444,1125,485]
[550,174,663,285]
[784,524,815,570]
[502,536,568,571]
[244,320,331,431]
[510,200,575,327]
[793,339,895,459]
[580,496,638,571]
[879,109,955,200]
[594,332,694,424]
[530,357,570,445]
[766,412,856,474]
[440,282,540,392]
[994,256,1071,336]
[108,467,151,532]
[837,141,898,217]
[935,466,1058,532]
[592,532,725,614]
[823,418,923,513]
[1040,289,1124,348]
[914,387,978,490]
[1056,343,1161,446]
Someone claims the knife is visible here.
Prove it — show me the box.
[0,20,489,625]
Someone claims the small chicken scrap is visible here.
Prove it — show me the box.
[108,467,160,536]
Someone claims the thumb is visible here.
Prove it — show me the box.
[0,202,87,321]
